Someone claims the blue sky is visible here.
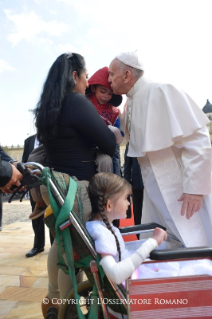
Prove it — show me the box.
[0,0,212,146]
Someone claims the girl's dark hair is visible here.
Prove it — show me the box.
[88,172,132,261]
[34,53,86,143]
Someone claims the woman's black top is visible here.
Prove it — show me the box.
[45,92,116,181]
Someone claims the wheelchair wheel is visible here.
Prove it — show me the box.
[58,280,94,319]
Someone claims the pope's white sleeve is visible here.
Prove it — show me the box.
[99,238,157,284]
[175,126,212,194]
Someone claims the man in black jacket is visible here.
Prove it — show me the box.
[22,134,46,257]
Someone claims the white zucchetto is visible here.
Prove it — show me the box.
[115,51,144,71]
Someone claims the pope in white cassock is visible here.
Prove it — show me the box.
[109,52,212,248]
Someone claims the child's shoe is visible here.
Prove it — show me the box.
[29,200,47,220]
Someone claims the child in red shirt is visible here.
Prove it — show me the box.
[86,67,123,173]
[86,67,122,125]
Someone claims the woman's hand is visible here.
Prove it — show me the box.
[152,227,167,246]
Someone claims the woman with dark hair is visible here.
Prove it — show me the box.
[34,53,116,317]
[35,53,116,180]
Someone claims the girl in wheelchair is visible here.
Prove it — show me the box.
[86,172,167,285]
[86,172,212,285]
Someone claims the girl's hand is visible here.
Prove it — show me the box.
[152,227,167,246]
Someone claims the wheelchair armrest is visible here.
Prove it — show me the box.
[150,247,212,260]
[119,223,166,234]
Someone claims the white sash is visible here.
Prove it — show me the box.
[148,148,209,247]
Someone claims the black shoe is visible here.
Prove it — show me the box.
[26,247,44,258]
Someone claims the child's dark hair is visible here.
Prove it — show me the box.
[34,53,86,144]
[88,172,132,261]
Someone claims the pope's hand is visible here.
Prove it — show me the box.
[178,193,203,219]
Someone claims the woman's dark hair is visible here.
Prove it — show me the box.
[34,53,86,143]
[88,172,132,261]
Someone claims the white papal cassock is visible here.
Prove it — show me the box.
[121,76,212,248]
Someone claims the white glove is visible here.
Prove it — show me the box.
[99,238,158,284]
[108,125,124,145]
